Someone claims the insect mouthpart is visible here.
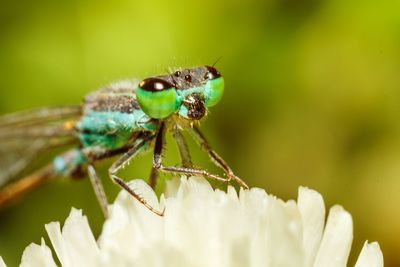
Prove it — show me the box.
[182,93,206,120]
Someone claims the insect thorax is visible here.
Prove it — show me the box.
[76,82,159,150]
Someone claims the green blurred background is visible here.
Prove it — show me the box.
[0,0,399,265]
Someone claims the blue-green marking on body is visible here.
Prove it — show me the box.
[53,149,87,176]
[76,110,158,150]
[178,104,189,118]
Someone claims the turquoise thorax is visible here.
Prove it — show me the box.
[76,110,158,150]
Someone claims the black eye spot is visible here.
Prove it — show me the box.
[174,70,181,77]
[139,78,173,92]
[184,74,192,83]
[204,66,221,80]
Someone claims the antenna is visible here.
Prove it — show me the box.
[211,56,223,67]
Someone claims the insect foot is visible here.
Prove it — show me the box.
[228,172,249,189]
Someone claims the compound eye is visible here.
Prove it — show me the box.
[204,66,222,80]
[139,78,173,92]
[204,67,224,107]
[136,78,180,119]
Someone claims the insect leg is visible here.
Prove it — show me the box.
[149,126,193,189]
[148,167,159,190]
[153,123,230,184]
[108,138,164,216]
[87,165,109,218]
[54,149,112,218]
[188,125,249,189]
[172,127,193,168]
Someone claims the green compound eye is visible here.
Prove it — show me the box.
[136,78,180,119]
[204,66,224,107]
[204,75,225,107]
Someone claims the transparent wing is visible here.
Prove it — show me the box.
[0,106,82,187]
[0,106,81,128]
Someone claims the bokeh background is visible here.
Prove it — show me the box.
[0,0,399,265]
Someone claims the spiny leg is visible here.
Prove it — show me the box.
[55,149,111,218]
[172,127,193,168]
[148,167,158,190]
[189,125,248,189]
[153,123,230,184]
[87,165,109,218]
[149,126,194,190]
[108,138,164,216]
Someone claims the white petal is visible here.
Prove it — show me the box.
[176,176,214,201]
[45,208,99,267]
[164,177,228,266]
[298,186,325,266]
[165,176,182,197]
[354,241,383,267]
[99,179,163,261]
[11,176,384,267]
[45,221,71,266]
[264,199,305,267]
[20,238,57,267]
[62,208,99,261]
[126,179,161,210]
[313,205,353,267]
[227,185,239,201]
[0,256,6,267]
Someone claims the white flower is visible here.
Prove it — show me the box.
[0,177,383,267]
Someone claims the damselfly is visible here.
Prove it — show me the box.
[0,66,248,217]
